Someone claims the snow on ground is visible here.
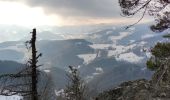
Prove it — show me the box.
[90,42,139,60]
[0,95,22,100]
[141,34,155,39]
[90,34,102,39]
[85,29,150,64]
[55,89,64,96]
[129,40,135,43]
[77,54,97,65]
[59,34,87,40]
[145,51,152,58]
[128,27,135,31]
[107,44,137,57]
[89,41,147,63]
[116,52,144,63]
[109,32,133,43]
[93,67,104,75]
[139,41,147,46]
[44,69,51,73]
[96,67,103,73]
[85,67,104,83]
[89,44,111,50]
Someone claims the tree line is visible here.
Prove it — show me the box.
[0,0,169,99]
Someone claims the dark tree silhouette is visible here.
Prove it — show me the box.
[28,28,41,100]
[64,66,86,100]
[0,29,42,100]
[147,42,170,70]
[119,0,170,32]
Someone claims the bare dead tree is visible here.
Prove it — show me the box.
[0,66,32,97]
[30,29,39,100]
[0,28,42,100]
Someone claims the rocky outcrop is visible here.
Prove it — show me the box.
[96,60,170,100]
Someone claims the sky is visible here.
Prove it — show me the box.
[0,0,151,27]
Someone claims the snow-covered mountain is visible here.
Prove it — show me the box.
[0,23,168,93]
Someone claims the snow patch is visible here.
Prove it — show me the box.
[90,43,137,58]
[96,67,103,73]
[55,89,65,96]
[59,34,87,39]
[129,40,135,43]
[0,95,22,100]
[85,76,94,83]
[141,34,155,39]
[145,51,152,58]
[128,27,135,31]
[77,54,97,64]
[107,44,137,57]
[93,67,104,75]
[139,41,147,46]
[116,52,144,63]
[85,67,104,83]
[109,32,133,43]
[89,44,111,49]
[44,69,51,73]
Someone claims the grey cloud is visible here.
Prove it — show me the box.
[23,0,121,18]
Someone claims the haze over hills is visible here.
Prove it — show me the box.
[0,23,168,94]
[0,24,116,42]
[0,0,169,99]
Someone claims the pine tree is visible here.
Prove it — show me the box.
[119,0,170,32]
[146,42,170,70]
[64,66,86,100]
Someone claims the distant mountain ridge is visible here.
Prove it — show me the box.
[0,60,23,74]
[0,23,168,93]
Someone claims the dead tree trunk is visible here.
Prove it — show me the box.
[31,29,38,100]
[0,28,42,100]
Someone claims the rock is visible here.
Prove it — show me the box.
[96,60,170,100]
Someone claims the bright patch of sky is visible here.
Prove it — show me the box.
[0,1,59,27]
[0,0,151,27]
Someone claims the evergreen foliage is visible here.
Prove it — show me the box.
[147,42,170,70]
[119,0,170,32]
[64,66,86,100]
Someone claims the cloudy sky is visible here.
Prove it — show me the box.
[0,0,151,27]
